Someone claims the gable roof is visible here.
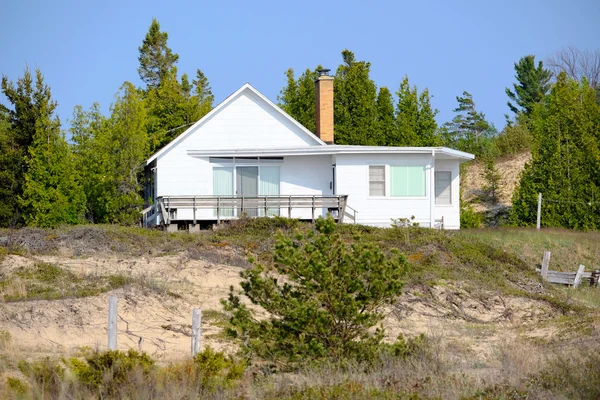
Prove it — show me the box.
[146,83,326,165]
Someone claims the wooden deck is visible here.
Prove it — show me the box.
[143,195,353,227]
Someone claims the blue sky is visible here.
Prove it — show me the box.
[1,0,599,132]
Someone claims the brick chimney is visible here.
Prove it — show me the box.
[315,69,334,144]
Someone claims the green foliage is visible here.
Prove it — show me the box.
[460,203,483,228]
[393,76,440,146]
[376,87,395,145]
[494,123,533,156]
[18,70,86,227]
[511,73,600,229]
[444,91,497,157]
[6,376,28,396]
[506,55,552,116]
[18,357,64,399]
[223,216,409,365]
[69,349,154,395]
[278,67,319,133]
[192,347,246,389]
[137,18,180,88]
[334,50,380,145]
[0,262,133,302]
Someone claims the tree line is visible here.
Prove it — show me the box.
[1,18,599,229]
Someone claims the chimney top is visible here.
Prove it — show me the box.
[317,68,331,77]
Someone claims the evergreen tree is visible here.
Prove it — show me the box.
[146,67,213,153]
[376,87,395,146]
[506,55,552,116]
[444,91,495,156]
[0,108,21,225]
[223,216,408,363]
[511,73,600,229]
[334,50,379,145]
[481,158,502,205]
[393,77,439,146]
[138,18,180,89]
[19,70,85,227]
[70,103,107,222]
[99,82,149,224]
[278,67,319,133]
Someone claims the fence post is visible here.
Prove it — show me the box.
[108,295,118,350]
[591,270,600,287]
[573,265,586,288]
[536,193,542,231]
[191,308,202,357]
[541,251,551,280]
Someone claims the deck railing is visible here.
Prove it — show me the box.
[143,195,352,226]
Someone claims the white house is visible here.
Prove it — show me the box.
[143,70,474,231]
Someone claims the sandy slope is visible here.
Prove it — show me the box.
[0,250,559,366]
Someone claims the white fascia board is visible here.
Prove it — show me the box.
[187,145,475,160]
[145,83,326,165]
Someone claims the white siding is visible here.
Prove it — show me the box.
[157,89,319,162]
[156,154,333,221]
[335,154,432,227]
[434,160,461,229]
[335,154,461,229]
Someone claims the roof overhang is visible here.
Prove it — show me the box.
[187,146,475,161]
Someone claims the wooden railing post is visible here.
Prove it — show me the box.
[264,197,268,217]
[541,251,551,280]
[288,196,291,218]
[193,197,197,225]
[311,196,315,222]
[217,196,221,224]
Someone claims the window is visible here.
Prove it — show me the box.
[369,166,385,196]
[390,166,426,197]
[435,171,452,205]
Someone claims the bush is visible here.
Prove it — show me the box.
[223,216,409,366]
[460,203,483,228]
[18,357,64,399]
[495,123,532,157]
[68,349,155,396]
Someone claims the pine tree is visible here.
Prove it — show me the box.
[192,68,214,116]
[70,103,107,222]
[278,67,319,133]
[19,70,86,227]
[0,108,20,225]
[376,87,395,146]
[334,50,379,145]
[444,91,495,156]
[481,158,502,204]
[511,73,600,229]
[99,82,149,224]
[138,18,180,89]
[393,77,439,146]
[506,55,552,116]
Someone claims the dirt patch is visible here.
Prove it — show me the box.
[463,151,531,212]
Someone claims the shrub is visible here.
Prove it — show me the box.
[460,203,483,228]
[494,123,533,157]
[68,349,155,396]
[18,357,64,399]
[223,216,409,366]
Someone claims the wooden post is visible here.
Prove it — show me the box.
[264,197,268,217]
[311,196,315,222]
[573,264,585,288]
[536,193,542,231]
[108,295,118,350]
[193,197,197,225]
[217,197,221,224]
[541,251,551,280]
[591,270,600,287]
[288,196,291,218]
[191,308,201,357]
